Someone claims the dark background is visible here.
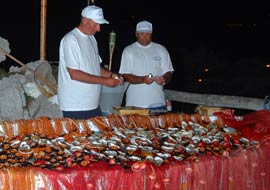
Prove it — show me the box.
[1,1,270,113]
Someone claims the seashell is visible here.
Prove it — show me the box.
[161,145,174,152]
[72,140,81,146]
[223,127,236,133]
[181,131,193,138]
[188,121,194,126]
[232,139,240,145]
[113,129,126,138]
[10,140,21,149]
[250,140,259,146]
[7,158,17,164]
[140,146,153,151]
[30,142,38,148]
[136,131,148,138]
[52,137,65,142]
[91,141,103,146]
[80,160,89,167]
[181,121,188,129]
[192,123,202,130]
[44,155,51,160]
[209,128,218,134]
[154,156,163,166]
[3,144,10,150]
[116,150,126,156]
[124,129,136,135]
[145,155,154,162]
[57,150,65,156]
[33,152,42,159]
[185,145,195,154]
[19,142,31,152]
[0,155,7,160]
[173,131,183,138]
[163,141,176,147]
[63,148,72,155]
[117,155,128,162]
[239,137,249,144]
[192,136,201,144]
[38,151,46,157]
[110,136,122,143]
[202,137,211,144]
[211,139,220,146]
[89,150,106,158]
[108,142,120,150]
[38,139,48,146]
[201,125,209,131]
[136,137,152,146]
[104,150,117,156]
[70,146,83,152]
[156,153,171,158]
[157,132,170,139]
[74,152,82,159]
[168,136,177,143]
[167,128,179,132]
[173,155,184,161]
[121,137,130,144]
[214,132,224,141]
[79,136,87,141]
[126,145,138,152]
[30,135,40,142]
[129,156,141,161]
[180,140,189,146]
[98,139,108,146]
[130,137,139,146]
[206,135,215,141]
[140,137,152,145]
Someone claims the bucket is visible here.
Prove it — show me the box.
[100,83,128,115]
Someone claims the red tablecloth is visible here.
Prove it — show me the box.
[0,110,269,190]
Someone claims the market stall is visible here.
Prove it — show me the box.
[0,111,269,190]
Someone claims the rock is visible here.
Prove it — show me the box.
[0,60,62,121]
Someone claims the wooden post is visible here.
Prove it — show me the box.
[40,0,47,61]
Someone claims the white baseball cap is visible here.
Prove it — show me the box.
[136,20,152,33]
[81,5,109,24]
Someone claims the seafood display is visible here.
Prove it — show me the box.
[0,113,258,170]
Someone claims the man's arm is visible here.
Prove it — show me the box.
[67,68,122,87]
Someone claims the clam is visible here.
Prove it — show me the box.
[154,156,163,166]
[19,142,31,152]
[129,156,141,161]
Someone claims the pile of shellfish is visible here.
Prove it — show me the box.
[0,113,258,170]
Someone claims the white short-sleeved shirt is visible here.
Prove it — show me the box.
[58,28,102,111]
[119,42,174,108]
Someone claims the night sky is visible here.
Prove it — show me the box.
[1,1,270,110]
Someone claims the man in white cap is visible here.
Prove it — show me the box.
[119,20,174,111]
[58,5,123,119]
